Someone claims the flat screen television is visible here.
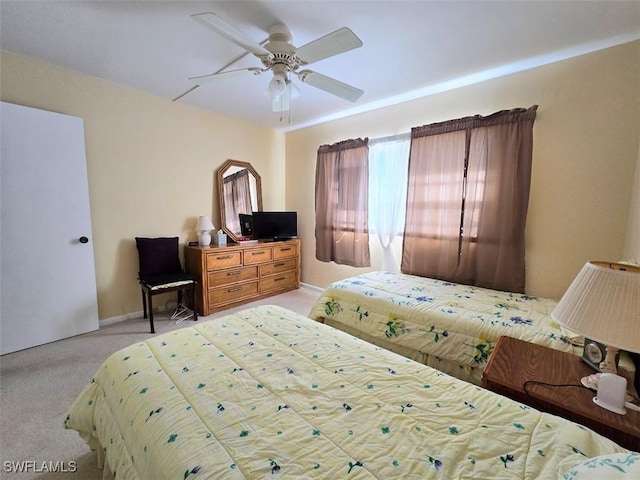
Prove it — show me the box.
[251,211,297,241]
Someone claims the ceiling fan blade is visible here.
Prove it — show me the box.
[189,67,263,85]
[297,70,363,102]
[296,27,363,65]
[192,12,271,57]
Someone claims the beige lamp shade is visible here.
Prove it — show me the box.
[195,215,214,232]
[551,261,640,354]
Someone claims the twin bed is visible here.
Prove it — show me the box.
[65,304,637,479]
[308,271,586,385]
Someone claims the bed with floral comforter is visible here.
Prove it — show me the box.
[308,271,583,385]
[64,305,635,479]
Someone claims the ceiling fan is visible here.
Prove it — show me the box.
[184,12,364,112]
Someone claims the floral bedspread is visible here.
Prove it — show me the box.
[64,305,628,479]
[309,271,582,375]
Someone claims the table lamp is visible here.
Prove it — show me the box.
[195,215,215,246]
[551,261,639,414]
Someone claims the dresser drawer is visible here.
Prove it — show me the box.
[260,270,298,293]
[259,258,297,277]
[208,265,258,287]
[209,281,259,305]
[206,251,242,270]
[273,244,297,260]
[243,247,273,265]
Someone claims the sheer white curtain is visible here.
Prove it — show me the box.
[369,134,410,272]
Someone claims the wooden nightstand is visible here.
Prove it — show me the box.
[482,336,640,451]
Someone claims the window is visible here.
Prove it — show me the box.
[402,106,538,293]
[315,138,370,267]
[314,105,537,291]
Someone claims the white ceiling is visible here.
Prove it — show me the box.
[1,1,639,132]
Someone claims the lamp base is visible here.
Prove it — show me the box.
[198,231,211,246]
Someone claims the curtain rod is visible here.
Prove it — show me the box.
[369,131,411,146]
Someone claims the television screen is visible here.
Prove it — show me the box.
[251,211,297,240]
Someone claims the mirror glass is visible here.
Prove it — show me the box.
[217,160,263,242]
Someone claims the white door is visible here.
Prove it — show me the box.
[1,102,99,355]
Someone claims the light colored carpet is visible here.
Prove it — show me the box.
[0,287,321,479]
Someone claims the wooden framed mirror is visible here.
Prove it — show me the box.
[217,160,263,242]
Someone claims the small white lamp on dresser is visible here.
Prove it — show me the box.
[195,215,215,247]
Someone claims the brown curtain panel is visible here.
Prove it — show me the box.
[223,170,252,236]
[315,138,370,267]
[402,106,537,292]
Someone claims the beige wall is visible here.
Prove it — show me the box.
[1,52,286,320]
[624,147,640,262]
[3,40,638,321]
[286,41,640,299]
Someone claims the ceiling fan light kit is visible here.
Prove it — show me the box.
[268,73,288,99]
[186,12,364,112]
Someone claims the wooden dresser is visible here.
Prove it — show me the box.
[184,239,300,316]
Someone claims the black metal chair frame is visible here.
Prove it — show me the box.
[139,274,198,334]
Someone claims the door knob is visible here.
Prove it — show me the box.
[79,236,89,244]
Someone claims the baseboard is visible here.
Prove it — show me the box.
[99,310,144,327]
[100,286,323,327]
[99,301,178,326]
[301,282,324,293]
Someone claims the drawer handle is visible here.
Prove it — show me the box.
[227,271,241,276]
[216,255,233,260]
[280,248,292,252]
[274,277,285,282]
[274,263,286,267]
[251,252,264,256]
[228,287,243,293]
